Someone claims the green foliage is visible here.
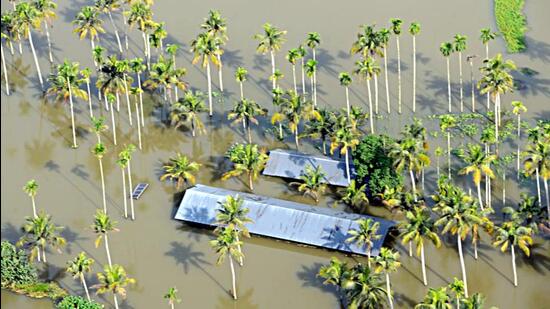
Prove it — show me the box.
[494,0,527,53]
[56,295,103,309]
[352,135,403,197]
[1,241,37,288]
[15,281,66,299]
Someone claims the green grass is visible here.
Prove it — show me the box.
[494,0,527,53]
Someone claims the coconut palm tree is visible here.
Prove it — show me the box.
[17,211,65,263]
[164,287,181,309]
[440,42,453,112]
[400,206,441,286]
[120,144,136,219]
[504,193,545,232]
[150,21,167,54]
[480,28,497,60]
[346,218,381,265]
[447,278,465,309]
[93,264,135,309]
[210,227,243,300]
[117,59,134,125]
[129,57,146,124]
[125,2,153,66]
[409,22,420,113]
[337,180,369,212]
[346,263,388,309]
[92,209,118,267]
[228,98,267,143]
[390,138,430,199]
[458,143,497,210]
[130,87,143,148]
[270,68,284,89]
[166,44,181,99]
[304,108,335,155]
[354,57,379,133]
[1,12,17,61]
[439,114,457,179]
[80,67,94,117]
[97,55,126,114]
[0,19,11,95]
[286,48,300,93]
[67,252,95,301]
[390,18,402,113]
[116,153,129,219]
[492,220,533,286]
[254,23,286,90]
[512,101,527,178]
[215,195,253,266]
[306,31,320,98]
[14,2,44,88]
[377,28,391,114]
[32,0,56,63]
[338,72,352,116]
[160,153,201,189]
[235,67,247,100]
[171,90,207,137]
[289,164,327,203]
[222,143,268,191]
[297,45,307,96]
[104,94,117,144]
[305,59,317,106]
[330,124,359,184]
[523,141,550,218]
[145,55,186,120]
[374,247,400,309]
[23,179,39,218]
[73,6,105,66]
[433,180,483,297]
[415,287,452,309]
[201,10,227,92]
[191,32,220,116]
[453,34,467,112]
[92,142,108,213]
[94,0,123,53]
[318,257,351,306]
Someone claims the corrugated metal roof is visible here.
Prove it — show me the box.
[262,149,354,187]
[174,184,394,256]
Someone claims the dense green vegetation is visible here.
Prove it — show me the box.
[494,0,527,52]
[56,295,104,309]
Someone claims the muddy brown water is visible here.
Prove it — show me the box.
[1,0,549,308]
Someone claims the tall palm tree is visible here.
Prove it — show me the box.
[116,153,129,219]
[117,59,134,126]
[14,2,44,88]
[433,180,483,297]
[164,287,181,309]
[289,164,327,203]
[511,101,527,178]
[453,35,467,112]
[228,98,267,143]
[330,124,359,184]
[306,32,320,100]
[480,28,497,111]
[171,90,207,137]
[166,44,181,99]
[92,142,108,213]
[97,55,126,114]
[304,108,335,155]
[448,278,465,309]
[94,0,123,53]
[346,218,381,265]
[435,146,444,177]
[32,0,56,63]
[145,55,186,120]
[191,32,220,116]
[80,67,94,117]
[458,143,496,210]
[390,138,430,199]
[374,247,400,309]
[120,144,136,220]
[17,211,66,263]
[346,264,388,309]
[415,287,452,309]
[67,252,95,301]
[235,67,247,100]
[23,179,39,218]
[286,48,300,93]
[222,143,268,191]
[93,264,135,309]
[409,22,420,113]
[492,220,533,286]
[92,209,118,267]
[297,45,307,96]
[390,18,402,113]
[354,57,379,133]
[160,153,201,189]
[305,59,317,106]
[73,6,105,66]
[215,195,253,266]
[440,42,453,112]
[210,227,243,300]
[318,257,351,305]
[254,23,286,90]
[377,28,391,114]
[338,180,369,212]
[439,114,457,179]
[523,141,550,217]
[1,17,11,95]
[339,72,352,116]
[125,2,153,67]
[130,57,146,124]
[201,10,227,92]
[130,87,143,149]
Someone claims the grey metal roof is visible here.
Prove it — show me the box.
[262,149,354,187]
[174,184,394,256]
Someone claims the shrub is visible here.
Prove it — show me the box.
[352,135,403,198]
[494,0,527,53]
[57,295,104,309]
[16,281,67,299]
[1,241,38,288]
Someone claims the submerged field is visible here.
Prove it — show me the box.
[1,0,550,308]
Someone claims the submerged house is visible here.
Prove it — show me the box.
[174,184,394,256]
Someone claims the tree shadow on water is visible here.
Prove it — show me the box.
[296,262,339,297]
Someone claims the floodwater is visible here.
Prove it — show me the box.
[1,0,549,308]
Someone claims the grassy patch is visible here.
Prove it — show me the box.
[494,0,527,53]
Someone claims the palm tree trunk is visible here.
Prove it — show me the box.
[80,274,91,301]
[27,29,44,89]
[217,53,224,92]
[1,42,9,95]
[124,75,132,126]
[36,246,41,262]
[458,51,464,112]
[90,38,97,67]
[135,100,142,149]
[470,60,475,112]
[136,73,144,125]
[386,273,394,309]
[67,79,78,148]
[421,243,427,285]
[345,86,350,117]
[248,172,254,191]
[447,133,452,179]
[122,14,128,51]
[345,151,351,184]
[86,80,93,117]
[121,168,128,218]
[409,240,413,257]
[421,168,425,191]
[366,79,374,133]
[502,172,506,207]
[396,36,402,114]
[31,196,37,218]
[107,12,123,53]
[127,161,135,220]
[495,94,500,144]
[374,74,379,114]
[42,244,47,263]
[436,157,440,177]
[485,44,490,111]
[236,234,244,266]
[535,167,542,207]
[229,255,237,300]
[295,128,300,150]
[116,92,120,112]
[17,32,23,55]
[104,234,113,266]
[544,178,550,221]
[301,58,306,97]
[142,32,149,68]
[367,247,371,268]
[511,245,517,286]
[446,57,451,112]
[239,82,244,100]
[474,240,478,260]
[412,35,416,113]
[99,158,107,213]
[516,114,521,179]
[110,101,117,145]
[383,46,390,114]
[292,64,297,93]
[113,293,119,309]
[409,169,417,200]
[476,182,484,210]
[43,21,53,63]
[270,50,276,90]
[206,62,213,116]
[457,234,469,297]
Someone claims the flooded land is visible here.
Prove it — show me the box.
[1,0,549,308]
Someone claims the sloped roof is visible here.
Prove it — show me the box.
[262,149,353,187]
[174,184,394,256]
